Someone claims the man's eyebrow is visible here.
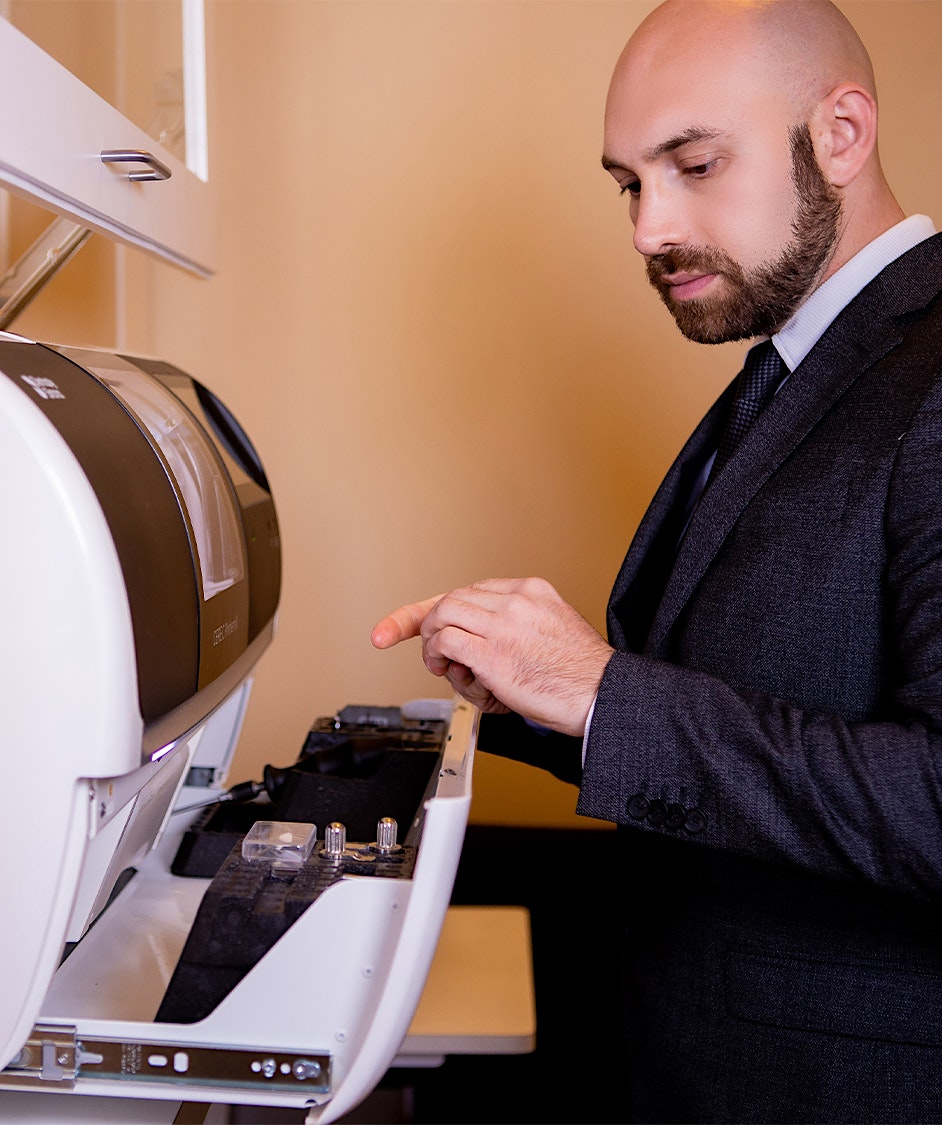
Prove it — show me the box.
[600,155,630,174]
[643,127,726,161]
[601,126,728,173]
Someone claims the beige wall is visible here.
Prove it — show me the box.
[10,0,942,827]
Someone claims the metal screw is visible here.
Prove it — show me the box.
[293,1058,322,1080]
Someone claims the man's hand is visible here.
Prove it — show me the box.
[371,577,613,737]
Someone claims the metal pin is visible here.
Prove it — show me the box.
[373,816,401,853]
[323,822,347,860]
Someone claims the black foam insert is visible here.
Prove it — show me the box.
[172,719,444,879]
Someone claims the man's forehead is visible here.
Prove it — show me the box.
[605,14,789,141]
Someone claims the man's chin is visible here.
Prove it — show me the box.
[672,316,754,345]
[661,293,754,345]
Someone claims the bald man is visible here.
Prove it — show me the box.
[373,2,942,1120]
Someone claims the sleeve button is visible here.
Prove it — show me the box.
[684,808,707,834]
[646,799,668,826]
[665,802,686,830]
[626,794,650,820]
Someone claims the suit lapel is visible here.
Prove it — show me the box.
[607,389,732,651]
[614,232,942,656]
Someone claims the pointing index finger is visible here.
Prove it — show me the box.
[370,595,443,649]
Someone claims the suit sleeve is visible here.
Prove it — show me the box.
[576,401,942,903]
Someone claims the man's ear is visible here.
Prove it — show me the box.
[811,82,878,188]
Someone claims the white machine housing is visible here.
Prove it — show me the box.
[0,334,475,1122]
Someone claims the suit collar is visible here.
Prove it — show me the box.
[774,216,937,373]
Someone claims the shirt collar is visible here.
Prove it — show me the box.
[770,214,937,373]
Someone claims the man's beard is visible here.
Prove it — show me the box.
[645,124,843,344]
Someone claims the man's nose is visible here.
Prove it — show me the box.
[631,188,685,257]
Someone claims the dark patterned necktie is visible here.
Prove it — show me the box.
[711,339,785,477]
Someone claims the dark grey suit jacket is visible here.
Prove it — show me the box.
[483,232,942,1122]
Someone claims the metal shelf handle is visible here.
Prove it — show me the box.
[100,149,172,182]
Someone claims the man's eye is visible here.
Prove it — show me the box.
[619,179,641,197]
[684,160,717,178]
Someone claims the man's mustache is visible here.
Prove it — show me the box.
[645,246,741,287]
